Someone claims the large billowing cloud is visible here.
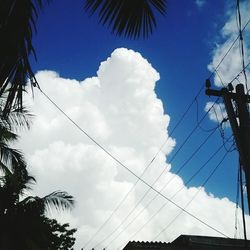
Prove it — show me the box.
[18,48,249,249]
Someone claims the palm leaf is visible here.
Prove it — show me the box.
[0,125,18,143]
[0,142,27,174]
[1,107,33,131]
[20,191,74,217]
[0,0,50,114]
[43,191,75,212]
[84,0,166,38]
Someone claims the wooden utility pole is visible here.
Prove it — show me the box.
[206,83,250,211]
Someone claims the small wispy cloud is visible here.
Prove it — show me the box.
[195,0,206,8]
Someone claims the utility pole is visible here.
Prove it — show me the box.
[206,83,250,211]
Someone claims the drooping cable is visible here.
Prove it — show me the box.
[151,144,233,242]
[93,99,220,249]
[81,85,205,249]
[88,36,250,247]
[195,96,219,133]
[116,143,233,249]
[104,126,219,248]
[230,61,250,84]
[107,131,230,249]
[38,88,229,243]
[208,18,250,80]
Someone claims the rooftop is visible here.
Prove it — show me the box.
[123,235,250,250]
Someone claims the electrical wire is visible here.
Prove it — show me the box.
[230,61,250,85]
[34,20,250,245]
[92,99,220,249]
[106,131,231,249]
[35,44,249,248]
[208,18,250,80]
[28,12,250,249]
[103,126,219,248]
[151,145,232,241]
[195,96,220,133]
[236,0,249,92]
[117,142,233,249]
[234,166,240,239]
[81,85,205,249]
[38,88,229,245]
[239,159,248,243]
[89,54,250,247]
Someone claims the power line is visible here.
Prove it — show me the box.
[234,165,240,238]
[36,25,249,243]
[36,39,248,246]
[214,70,226,88]
[209,102,235,153]
[151,145,233,242]
[230,60,250,84]
[82,85,205,248]
[236,0,249,92]
[208,18,250,80]
[88,36,248,246]
[195,95,220,133]
[108,134,233,248]
[239,159,248,243]
[93,100,220,249]
[38,88,229,243]
[102,126,219,248]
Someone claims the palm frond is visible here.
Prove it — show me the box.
[0,0,50,114]
[0,142,27,174]
[20,191,74,216]
[1,107,33,131]
[0,168,36,203]
[84,0,166,38]
[43,191,75,212]
[0,125,18,143]
[0,96,33,135]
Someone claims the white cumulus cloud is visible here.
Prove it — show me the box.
[208,1,250,88]
[18,48,250,249]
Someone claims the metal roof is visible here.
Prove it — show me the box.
[123,235,250,250]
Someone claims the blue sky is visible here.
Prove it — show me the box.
[22,0,250,248]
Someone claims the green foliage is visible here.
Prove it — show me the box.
[0,103,76,250]
[45,218,77,250]
[0,0,50,114]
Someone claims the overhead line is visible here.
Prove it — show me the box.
[99,126,219,249]
[230,61,250,84]
[236,0,249,91]
[82,83,205,249]
[93,99,220,249]
[31,14,249,250]
[38,88,229,242]
[106,133,232,248]
[151,145,233,242]
[83,18,250,246]
[36,25,249,243]
[208,18,250,80]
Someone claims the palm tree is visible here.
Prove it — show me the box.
[0,168,75,250]
[0,97,32,174]
[0,0,166,114]
[0,99,75,249]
